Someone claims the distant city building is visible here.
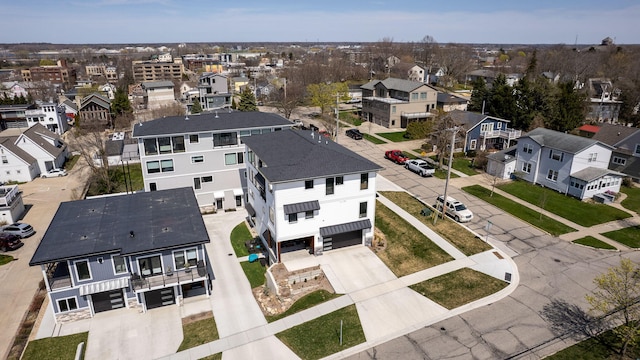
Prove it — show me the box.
[132,59,184,82]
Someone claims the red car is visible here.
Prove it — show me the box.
[385,150,409,164]
[0,233,23,252]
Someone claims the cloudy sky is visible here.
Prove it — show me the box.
[2,0,638,45]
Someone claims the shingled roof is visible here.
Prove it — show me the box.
[30,187,209,265]
[523,127,613,154]
[361,78,431,93]
[241,129,383,183]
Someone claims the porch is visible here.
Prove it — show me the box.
[131,264,207,292]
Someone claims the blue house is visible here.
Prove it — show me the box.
[437,110,522,153]
[29,187,211,324]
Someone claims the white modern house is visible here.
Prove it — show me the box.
[242,129,382,263]
[515,127,622,200]
[0,123,68,183]
[131,111,293,210]
[25,102,69,135]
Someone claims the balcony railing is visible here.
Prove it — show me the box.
[49,275,72,290]
[130,265,207,292]
[480,129,522,140]
[0,186,20,207]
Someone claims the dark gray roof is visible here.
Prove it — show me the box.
[360,78,429,93]
[320,219,372,237]
[487,146,517,163]
[591,124,640,146]
[524,127,613,154]
[29,188,209,265]
[571,167,623,182]
[283,200,320,215]
[142,81,174,89]
[446,110,509,129]
[132,111,292,137]
[23,123,66,158]
[437,93,468,104]
[242,129,383,183]
[80,93,110,110]
[105,139,124,156]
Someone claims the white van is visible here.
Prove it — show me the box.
[434,195,473,222]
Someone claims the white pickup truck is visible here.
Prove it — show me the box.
[404,159,435,177]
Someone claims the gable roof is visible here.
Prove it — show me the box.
[0,137,36,165]
[241,129,382,183]
[132,111,292,137]
[29,187,209,265]
[361,78,432,93]
[21,123,67,158]
[446,110,510,130]
[523,127,613,154]
[571,167,623,182]
[591,123,640,146]
[577,124,601,134]
[80,93,110,110]
[437,93,468,104]
[142,81,174,89]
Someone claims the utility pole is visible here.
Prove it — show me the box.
[434,128,456,225]
[335,92,340,143]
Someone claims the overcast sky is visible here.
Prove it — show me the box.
[2,0,638,45]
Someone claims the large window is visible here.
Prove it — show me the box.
[359,202,368,218]
[360,173,369,190]
[212,132,238,147]
[112,255,127,274]
[75,260,91,281]
[147,159,174,173]
[522,162,531,173]
[288,213,298,223]
[174,249,198,270]
[480,123,494,132]
[158,137,172,154]
[326,177,334,195]
[172,136,185,153]
[225,152,244,165]
[160,159,174,172]
[138,255,162,276]
[547,169,558,182]
[143,138,158,155]
[612,156,626,165]
[57,297,78,312]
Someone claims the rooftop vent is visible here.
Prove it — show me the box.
[129,230,135,238]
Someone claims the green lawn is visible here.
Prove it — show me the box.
[621,186,640,215]
[463,185,576,236]
[450,157,479,176]
[64,155,80,170]
[177,314,219,351]
[362,133,386,144]
[0,254,14,266]
[230,222,252,257]
[375,201,453,277]
[547,327,640,360]
[432,167,460,179]
[375,131,410,142]
[86,163,144,196]
[410,268,508,309]
[380,191,492,256]
[240,261,266,288]
[266,290,342,322]
[22,332,88,360]
[572,236,617,250]
[498,181,631,227]
[276,304,365,360]
[602,226,640,248]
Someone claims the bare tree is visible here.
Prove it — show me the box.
[68,126,114,194]
[433,44,474,87]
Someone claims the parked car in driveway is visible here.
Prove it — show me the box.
[405,159,435,177]
[41,168,67,178]
[434,195,474,222]
[0,233,23,251]
[2,222,35,238]
[385,150,409,164]
[345,128,363,140]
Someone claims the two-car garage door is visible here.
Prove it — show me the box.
[323,230,362,251]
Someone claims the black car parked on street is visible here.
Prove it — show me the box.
[346,128,363,140]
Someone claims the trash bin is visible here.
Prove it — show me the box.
[420,207,432,216]
[248,254,259,263]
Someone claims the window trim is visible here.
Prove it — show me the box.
[189,134,199,143]
[359,201,368,218]
[612,156,626,165]
[74,259,92,281]
[191,155,204,163]
[111,255,128,275]
[547,169,558,182]
[173,247,199,270]
[305,210,314,219]
[305,179,314,189]
[288,213,298,223]
[360,173,369,190]
[57,297,78,313]
[326,177,335,195]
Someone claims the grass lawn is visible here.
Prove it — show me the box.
[199,355,222,360]
[266,290,342,323]
[339,112,362,126]
[463,185,576,236]
[230,222,252,257]
[375,201,453,276]
[547,327,640,360]
[86,163,144,196]
[572,236,617,250]
[0,254,14,266]
[450,157,479,176]
[64,155,80,170]
[621,186,640,215]
[410,268,508,309]
[177,313,219,351]
[498,181,631,227]
[380,191,492,256]
[602,226,640,248]
[240,261,266,288]
[375,131,410,142]
[432,168,460,179]
[22,332,88,360]
[362,133,386,144]
[276,304,365,360]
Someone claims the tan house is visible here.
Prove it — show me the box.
[361,78,438,129]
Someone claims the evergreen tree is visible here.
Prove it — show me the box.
[487,73,516,120]
[111,87,132,116]
[191,98,203,114]
[237,87,258,112]
[547,81,587,132]
[231,98,237,110]
[468,77,488,113]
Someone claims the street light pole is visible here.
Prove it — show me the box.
[335,93,339,143]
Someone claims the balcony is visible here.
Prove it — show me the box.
[47,262,72,290]
[130,265,207,292]
[480,129,522,141]
[0,186,20,207]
